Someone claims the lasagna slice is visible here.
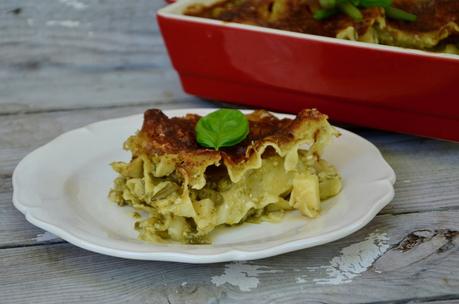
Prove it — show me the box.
[109,109,342,244]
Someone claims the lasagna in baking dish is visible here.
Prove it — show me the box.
[185,0,459,54]
[109,109,341,244]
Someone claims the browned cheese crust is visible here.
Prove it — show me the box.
[185,0,384,37]
[185,0,459,50]
[125,108,333,187]
[131,109,323,158]
[390,0,458,33]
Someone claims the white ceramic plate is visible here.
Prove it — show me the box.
[13,108,395,263]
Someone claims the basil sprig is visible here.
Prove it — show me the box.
[314,0,416,22]
[195,109,249,150]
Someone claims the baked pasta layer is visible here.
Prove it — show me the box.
[109,109,342,244]
[185,0,459,54]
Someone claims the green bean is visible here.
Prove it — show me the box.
[313,8,338,20]
[319,0,336,9]
[315,0,416,22]
[338,1,363,21]
[360,0,392,7]
[385,6,417,21]
[348,0,360,6]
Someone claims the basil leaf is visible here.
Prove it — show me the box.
[195,109,249,150]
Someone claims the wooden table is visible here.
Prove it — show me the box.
[2,1,458,303]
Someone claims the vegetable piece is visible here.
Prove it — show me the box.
[314,8,338,20]
[319,0,336,10]
[338,1,363,21]
[315,0,416,22]
[195,109,249,150]
[348,0,360,6]
[360,0,392,7]
[289,173,321,218]
[385,6,417,22]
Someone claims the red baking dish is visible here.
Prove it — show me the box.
[157,1,459,141]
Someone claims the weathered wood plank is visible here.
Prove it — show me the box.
[360,130,459,215]
[1,211,458,304]
[0,174,63,248]
[0,101,212,174]
[0,0,201,113]
[416,300,459,304]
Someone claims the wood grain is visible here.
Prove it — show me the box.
[0,0,200,114]
[0,102,212,174]
[1,211,458,304]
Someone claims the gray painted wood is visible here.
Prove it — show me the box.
[0,102,214,175]
[1,0,459,302]
[0,0,203,113]
[1,211,458,304]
